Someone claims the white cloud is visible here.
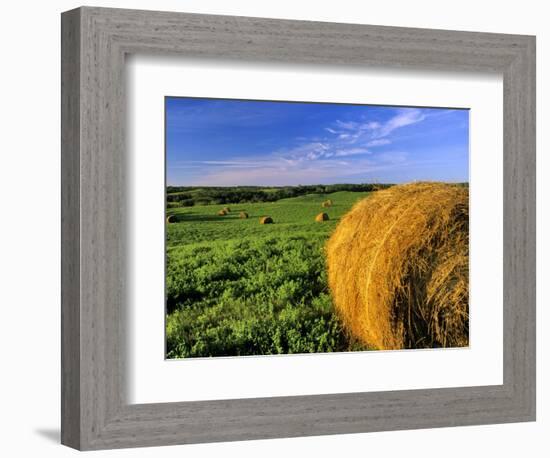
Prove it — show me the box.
[335,120,359,130]
[329,108,426,142]
[334,148,371,157]
[365,121,381,130]
[181,151,413,186]
[172,108,428,185]
[366,138,391,147]
[375,109,426,138]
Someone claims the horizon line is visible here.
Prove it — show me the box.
[166,180,469,188]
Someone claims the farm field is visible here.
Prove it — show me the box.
[165,190,372,358]
[164,99,470,357]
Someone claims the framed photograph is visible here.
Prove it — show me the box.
[61,6,536,450]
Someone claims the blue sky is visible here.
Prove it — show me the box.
[166,97,469,186]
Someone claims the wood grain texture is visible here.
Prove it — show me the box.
[60,7,81,450]
[61,6,536,450]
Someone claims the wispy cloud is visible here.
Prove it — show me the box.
[171,108,431,185]
[325,108,427,146]
[270,108,427,163]
[184,154,408,186]
[167,101,469,186]
[377,109,426,137]
[366,138,391,147]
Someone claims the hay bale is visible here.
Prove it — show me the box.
[223,206,231,213]
[239,212,249,219]
[321,199,333,208]
[259,216,273,224]
[315,212,329,222]
[166,214,176,224]
[218,209,227,216]
[326,182,469,350]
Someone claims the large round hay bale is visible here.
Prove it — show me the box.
[260,216,273,224]
[315,212,329,222]
[239,211,249,219]
[166,214,176,224]
[321,199,332,208]
[326,182,469,350]
[223,206,231,213]
[218,209,227,216]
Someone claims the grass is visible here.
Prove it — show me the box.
[166,190,372,358]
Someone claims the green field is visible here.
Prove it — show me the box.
[166,190,372,358]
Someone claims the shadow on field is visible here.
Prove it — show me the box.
[171,211,248,222]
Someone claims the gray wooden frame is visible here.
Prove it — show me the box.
[61,6,536,451]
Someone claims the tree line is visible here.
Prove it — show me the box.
[166,184,393,207]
